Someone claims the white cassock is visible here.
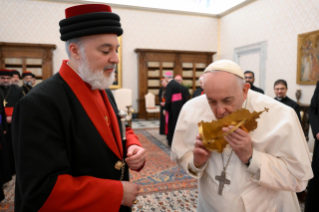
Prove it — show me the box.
[171,90,313,212]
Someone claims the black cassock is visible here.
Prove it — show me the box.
[12,61,142,212]
[192,88,203,98]
[0,101,8,202]
[181,85,190,101]
[158,87,166,135]
[250,84,264,94]
[305,81,319,212]
[21,84,32,95]
[164,80,186,146]
[275,96,301,123]
[0,85,24,175]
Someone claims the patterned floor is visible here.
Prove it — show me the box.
[0,123,306,212]
[132,119,160,129]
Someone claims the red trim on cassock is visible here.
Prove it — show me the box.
[201,90,205,95]
[39,175,123,212]
[59,60,123,159]
[65,4,112,18]
[4,107,14,116]
[125,127,141,149]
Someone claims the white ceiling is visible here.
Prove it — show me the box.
[46,0,257,17]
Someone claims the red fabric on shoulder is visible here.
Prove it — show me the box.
[4,107,13,116]
[39,174,123,212]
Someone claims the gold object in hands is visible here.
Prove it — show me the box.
[133,199,138,204]
[198,107,269,153]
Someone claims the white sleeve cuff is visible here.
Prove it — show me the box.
[247,148,262,173]
[187,156,208,179]
[246,148,262,183]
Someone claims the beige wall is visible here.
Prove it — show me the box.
[0,0,219,111]
[220,0,319,103]
[219,0,319,150]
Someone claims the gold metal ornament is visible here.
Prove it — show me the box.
[115,161,125,170]
[198,107,269,153]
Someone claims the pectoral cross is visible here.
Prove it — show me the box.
[215,171,230,195]
[3,100,7,107]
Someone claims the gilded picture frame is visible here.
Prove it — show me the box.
[297,29,319,85]
[110,36,122,89]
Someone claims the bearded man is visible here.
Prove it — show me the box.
[0,69,23,176]
[12,4,146,212]
[21,71,33,95]
[11,70,21,86]
[171,60,312,212]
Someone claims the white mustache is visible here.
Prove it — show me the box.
[104,64,116,71]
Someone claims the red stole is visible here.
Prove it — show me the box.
[59,60,123,160]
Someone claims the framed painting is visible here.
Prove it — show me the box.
[297,29,319,85]
[110,36,122,89]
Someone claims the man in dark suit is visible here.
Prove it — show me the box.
[274,79,301,122]
[305,81,319,212]
[244,70,264,94]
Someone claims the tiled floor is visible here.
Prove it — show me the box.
[132,119,160,129]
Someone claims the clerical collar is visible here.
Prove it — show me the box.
[275,96,286,101]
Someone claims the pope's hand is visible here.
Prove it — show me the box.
[316,132,319,140]
[223,126,253,164]
[121,181,140,207]
[125,145,146,170]
[193,134,212,168]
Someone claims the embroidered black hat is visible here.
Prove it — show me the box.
[0,69,13,77]
[59,4,123,41]
[11,70,21,77]
[22,71,33,78]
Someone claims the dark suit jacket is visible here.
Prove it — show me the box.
[12,71,138,212]
[305,81,319,212]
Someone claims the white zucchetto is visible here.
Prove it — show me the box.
[204,60,244,79]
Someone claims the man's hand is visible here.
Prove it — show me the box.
[316,132,319,140]
[163,110,166,116]
[125,145,146,170]
[193,134,212,168]
[223,126,253,163]
[121,181,140,207]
